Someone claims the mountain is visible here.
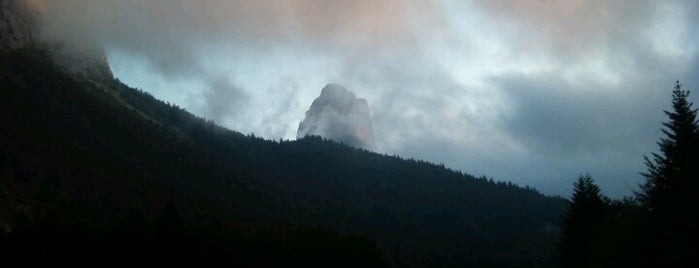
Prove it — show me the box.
[298,84,375,149]
[0,0,36,50]
[0,0,113,80]
[0,2,568,266]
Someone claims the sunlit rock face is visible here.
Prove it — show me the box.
[297,84,375,150]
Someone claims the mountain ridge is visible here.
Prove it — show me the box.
[1,48,567,267]
[0,2,568,265]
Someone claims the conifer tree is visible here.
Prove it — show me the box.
[639,81,698,211]
[638,81,699,267]
[560,174,605,268]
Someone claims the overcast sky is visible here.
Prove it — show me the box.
[34,0,699,197]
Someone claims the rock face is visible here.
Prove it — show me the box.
[0,0,113,80]
[0,0,36,50]
[297,84,374,149]
[50,42,114,81]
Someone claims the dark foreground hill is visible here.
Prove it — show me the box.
[0,48,567,267]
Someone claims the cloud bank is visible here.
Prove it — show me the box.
[29,0,699,197]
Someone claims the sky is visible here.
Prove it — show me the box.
[32,0,699,197]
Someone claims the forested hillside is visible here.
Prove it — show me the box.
[0,48,567,267]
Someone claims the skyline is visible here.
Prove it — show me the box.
[32,0,699,197]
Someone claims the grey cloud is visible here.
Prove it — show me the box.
[256,77,304,139]
[30,0,442,135]
[203,77,248,124]
[341,0,699,197]
[491,56,699,197]
[24,0,699,198]
[330,50,539,188]
[462,0,699,196]
[34,0,441,69]
[496,73,661,157]
[476,0,656,57]
[336,50,508,151]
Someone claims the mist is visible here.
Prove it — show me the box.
[29,0,699,197]
[297,83,374,149]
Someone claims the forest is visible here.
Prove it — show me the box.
[1,48,566,267]
[1,46,697,266]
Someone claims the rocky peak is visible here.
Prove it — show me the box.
[297,84,375,150]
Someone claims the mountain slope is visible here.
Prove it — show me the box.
[0,48,567,267]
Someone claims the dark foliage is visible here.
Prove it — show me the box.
[636,81,699,267]
[560,81,699,267]
[0,48,567,267]
[559,175,605,268]
[0,204,386,267]
[639,81,699,211]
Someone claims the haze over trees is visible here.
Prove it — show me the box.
[2,1,698,267]
[1,47,566,267]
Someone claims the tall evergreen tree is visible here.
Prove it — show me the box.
[560,174,605,268]
[638,81,699,267]
[639,81,698,211]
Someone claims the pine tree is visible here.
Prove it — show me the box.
[637,81,699,267]
[639,81,698,211]
[560,174,605,268]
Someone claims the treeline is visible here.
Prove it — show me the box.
[560,81,699,267]
[1,46,567,266]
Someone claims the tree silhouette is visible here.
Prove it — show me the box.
[638,81,699,267]
[560,174,605,268]
[639,81,698,211]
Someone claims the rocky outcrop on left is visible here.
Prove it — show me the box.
[0,0,36,50]
[0,0,113,80]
